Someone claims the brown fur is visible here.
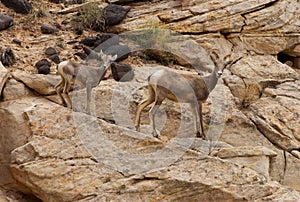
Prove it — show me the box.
[135,53,225,139]
[55,52,117,114]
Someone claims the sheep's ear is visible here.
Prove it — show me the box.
[99,50,104,57]
[112,54,117,61]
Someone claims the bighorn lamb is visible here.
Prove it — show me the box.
[135,53,226,139]
[55,51,117,114]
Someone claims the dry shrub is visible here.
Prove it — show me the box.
[239,80,262,108]
[134,21,177,65]
[22,1,50,30]
[71,2,106,33]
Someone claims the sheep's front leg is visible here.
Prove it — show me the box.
[190,102,205,139]
[86,82,92,115]
[197,102,205,139]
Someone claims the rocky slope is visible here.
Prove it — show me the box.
[0,0,300,201]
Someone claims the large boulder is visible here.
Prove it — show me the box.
[103,45,131,61]
[11,71,60,95]
[1,0,33,14]
[0,94,299,201]
[1,0,300,200]
[104,4,130,26]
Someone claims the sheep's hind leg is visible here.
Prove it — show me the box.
[190,103,200,138]
[55,75,68,106]
[135,85,155,131]
[149,97,163,138]
[62,79,72,109]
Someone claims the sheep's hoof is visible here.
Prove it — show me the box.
[152,131,159,138]
[196,132,205,140]
[135,125,140,132]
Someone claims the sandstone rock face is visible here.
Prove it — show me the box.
[1,95,299,201]
[11,71,60,95]
[211,146,277,177]
[1,0,300,201]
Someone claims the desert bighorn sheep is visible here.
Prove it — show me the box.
[135,53,227,139]
[55,50,117,114]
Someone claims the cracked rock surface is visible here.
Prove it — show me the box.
[1,0,300,201]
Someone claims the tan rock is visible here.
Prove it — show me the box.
[223,54,298,107]
[211,146,277,177]
[158,9,193,23]
[81,158,300,202]
[1,0,300,199]
[246,80,300,153]
[248,98,300,151]
[0,189,6,202]
[0,61,10,98]
[1,69,300,201]
[229,33,300,55]
[2,78,35,101]
[283,152,300,191]
[0,98,40,192]
[11,71,60,96]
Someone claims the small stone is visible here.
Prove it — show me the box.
[66,40,78,45]
[41,25,58,34]
[61,20,69,25]
[64,0,85,5]
[80,36,99,47]
[45,47,58,56]
[74,52,87,60]
[38,65,50,75]
[48,0,64,3]
[12,38,21,45]
[35,59,51,68]
[49,54,60,64]
[94,33,120,50]
[72,45,82,50]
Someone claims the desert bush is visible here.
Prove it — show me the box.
[239,80,262,108]
[71,2,106,33]
[134,21,177,65]
[22,1,50,30]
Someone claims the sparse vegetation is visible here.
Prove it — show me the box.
[22,1,50,30]
[135,21,177,65]
[239,80,261,108]
[71,2,106,33]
